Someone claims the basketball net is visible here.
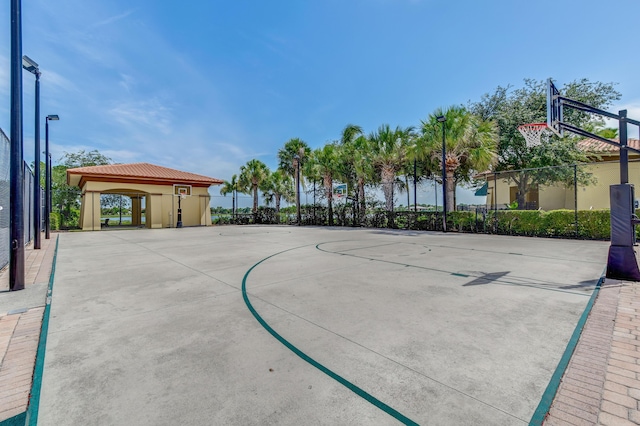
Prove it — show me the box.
[518,123,549,148]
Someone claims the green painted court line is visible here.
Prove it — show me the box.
[26,236,60,426]
[528,270,606,426]
[316,242,591,297]
[242,245,419,426]
[0,412,26,426]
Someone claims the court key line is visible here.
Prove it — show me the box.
[315,242,592,296]
[242,244,419,426]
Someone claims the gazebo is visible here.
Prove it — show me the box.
[67,163,223,231]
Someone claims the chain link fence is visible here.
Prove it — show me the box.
[0,128,42,270]
[0,130,9,269]
[209,160,640,240]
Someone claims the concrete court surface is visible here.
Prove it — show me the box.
[38,226,609,425]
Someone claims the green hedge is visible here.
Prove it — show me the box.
[479,209,613,239]
[220,205,635,241]
[49,212,61,231]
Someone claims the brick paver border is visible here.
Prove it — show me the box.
[542,279,640,426]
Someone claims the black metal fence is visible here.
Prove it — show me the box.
[0,128,41,270]
[214,161,637,240]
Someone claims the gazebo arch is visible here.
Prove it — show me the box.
[67,163,223,231]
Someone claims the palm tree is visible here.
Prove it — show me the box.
[239,159,270,214]
[278,138,311,224]
[309,144,340,226]
[219,174,240,218]
[369,124,414,213]
[263,169,294,220]
[338,124,373,222]
[419,106,498,212]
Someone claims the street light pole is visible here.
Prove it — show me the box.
[437,115,447,232]
[413,158,417,212]
[45,115,59,239]
[23,55,41,249]
[294,154,301,225]
[10,0,25,291]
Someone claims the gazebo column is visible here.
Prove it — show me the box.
[200,194,211,226]
[81,190,102,231]
[131,195,142,226]
[147,193,163,229]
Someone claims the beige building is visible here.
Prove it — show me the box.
[67,163,223,231]
[482,138,640,211]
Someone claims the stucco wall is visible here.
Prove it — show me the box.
[484,160,640,211]
[79,181,213,230]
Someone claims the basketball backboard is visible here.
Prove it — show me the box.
[547,78,563,137]
[333,183,347,199]
[173,184,192,196]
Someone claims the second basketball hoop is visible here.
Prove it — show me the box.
[518,123,550,148]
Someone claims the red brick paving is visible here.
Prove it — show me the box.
[543,278,640,425]
[0,236,56,423]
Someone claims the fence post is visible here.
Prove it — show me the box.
[493,172,498,233]
[574,164,578,238]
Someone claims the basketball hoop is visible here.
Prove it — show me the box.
[518,123,549,148]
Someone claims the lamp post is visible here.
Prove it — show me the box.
[436,115,447,232]
[45,114,58,239]
[23,55,41,249]
[413,158,417,212]
[294,154,301,225]
[10,0,25,290]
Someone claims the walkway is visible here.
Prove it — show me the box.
[543,278,640,425]
[0,237,56,423]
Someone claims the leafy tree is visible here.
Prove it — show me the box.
[595,127,618,139]
[419,106,498,212]
[61,149,112,168]
[239,159,270,213]
[468,78,620,208]
[53,150,112,228]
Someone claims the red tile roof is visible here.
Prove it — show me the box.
[577,138,640,153]
[67,162,223,187]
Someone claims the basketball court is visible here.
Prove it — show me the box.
[37,226,608,425]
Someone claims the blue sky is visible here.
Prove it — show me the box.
[2,0,640,208]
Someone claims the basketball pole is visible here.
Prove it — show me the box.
[548,79,640,280]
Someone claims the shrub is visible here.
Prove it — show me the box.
[49,212,61,231]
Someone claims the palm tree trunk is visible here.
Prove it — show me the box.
[446,170,455,212]
[325,176,333,226]
[275,194,281,223]
[405,175,410,208]
[252,184,258,213]
[381,166,395,212]
[358,178,365,223]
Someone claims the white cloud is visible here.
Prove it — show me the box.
[604,101,640,139]
[91,9,136,28]
[0,55,8,96]
[108,99,173,135]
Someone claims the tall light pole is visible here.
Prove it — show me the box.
[23,55,41,249]
[10,0,25,290]
[45,115,59,239]
[436,115,447,232]
[294,154,301,225]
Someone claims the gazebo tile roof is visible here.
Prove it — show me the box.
[67,162,223,186]
[576,137,640,153]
